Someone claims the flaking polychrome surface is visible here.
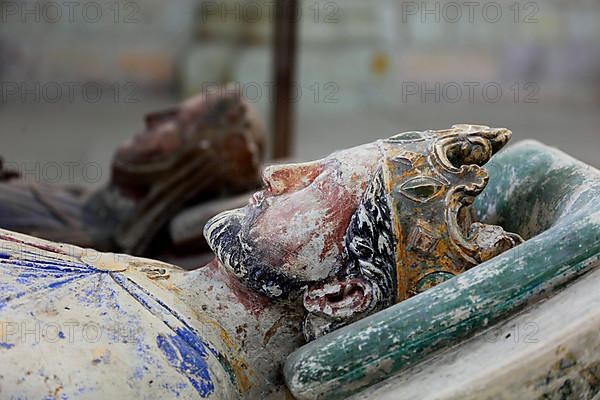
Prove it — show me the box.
[284,140,600,399]
[0,230,238,399]
[0,134,591,400]
[378,128,519,302]
[350,260,600,399]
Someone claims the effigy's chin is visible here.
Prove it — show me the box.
[204,207,247,275]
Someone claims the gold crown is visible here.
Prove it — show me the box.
[378,125,521,301]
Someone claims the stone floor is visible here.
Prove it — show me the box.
[296,101,600,169]
[1,94,598,188]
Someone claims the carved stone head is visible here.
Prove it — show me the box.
[112,84,265,195]
[205,124,523,340]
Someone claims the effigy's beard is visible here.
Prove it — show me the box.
[204,207,308,299]
[205,208,247,278]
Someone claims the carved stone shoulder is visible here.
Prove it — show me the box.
[0,229,237,399]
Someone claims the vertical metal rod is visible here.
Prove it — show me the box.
[272,0,298,159]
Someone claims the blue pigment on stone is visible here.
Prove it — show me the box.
[0,248,222,397]
[157,330,215,398]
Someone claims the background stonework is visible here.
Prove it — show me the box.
[0,0,598,186]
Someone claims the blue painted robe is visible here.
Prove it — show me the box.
[0,230,238,399]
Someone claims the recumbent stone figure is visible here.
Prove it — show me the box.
[0,124,521,398]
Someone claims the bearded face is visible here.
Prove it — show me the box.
[205,142,381,297]
[205,125,522,337]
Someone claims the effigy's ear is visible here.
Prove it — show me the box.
[302,276,374,341]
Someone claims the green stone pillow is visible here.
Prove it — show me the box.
[284,140,600,399]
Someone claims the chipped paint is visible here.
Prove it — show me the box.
[157,329,215,397]
[0,231,237,399]
[1,133,595,400]
[285,140,600,399]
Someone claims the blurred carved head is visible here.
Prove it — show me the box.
[205,124,523,340]
[112,84,265,196]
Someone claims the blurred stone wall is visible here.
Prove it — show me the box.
[0,0,597,185]
[182,0,600,118]
[2,0,598,104]
[181,0,389,116]
[0,0,199,90]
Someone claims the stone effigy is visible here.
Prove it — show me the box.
[0,86,265,256]
[285,140,600,399]
[0,125,526,398]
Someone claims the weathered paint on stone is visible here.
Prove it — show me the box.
[0,128,560,398]
[350,255,600,399]
[284,140,600,399]
[0,231,237,399]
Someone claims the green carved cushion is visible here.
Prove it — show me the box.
[284,140,600,399]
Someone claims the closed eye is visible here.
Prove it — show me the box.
[262,160,325,195]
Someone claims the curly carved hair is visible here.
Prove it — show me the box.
[303,167,397,340]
